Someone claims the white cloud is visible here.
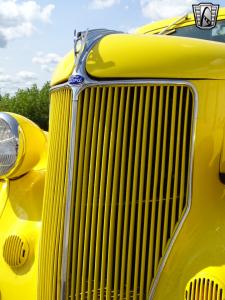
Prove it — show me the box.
[0,0,55,47]
[41,65,54,73]
[17,71,37,81]
[32,52,61,65]
[140,0,195,21]
[0,74,12,83]
[32,52,62,73]
[2,22,35,40]
[89,0,120,9]
[0,69,38,94]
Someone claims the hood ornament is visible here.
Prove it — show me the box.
[69,28,122,85]
[74,29,89,69]
[74,30,88,56]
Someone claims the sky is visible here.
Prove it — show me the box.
[0,0,225,94]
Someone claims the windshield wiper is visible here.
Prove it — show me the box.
[159,13,189,35]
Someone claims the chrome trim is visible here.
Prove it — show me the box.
[53,75,198,300]
[0,112,19,138]
[51,78,198,93]
[50,82,71,93]
[60,85,80,300]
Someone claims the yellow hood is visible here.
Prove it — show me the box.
[86,34,225,80]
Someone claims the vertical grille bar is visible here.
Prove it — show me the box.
[126,85,145,298]
[179,88,191,217]
[154,86,170,270]
[70,89,90,299]
[113,86,131,300]
[81,87,101,300]
[38,88,72,300]
[120,86,139,299]
[94,87,114,299]
[106,87,125,298]
[150,86,164,276]
[162,86,178,251]
[87,87,107,299]
[101,87,120,299]
[76,88,96,298]
[170,86,183,234]
[133,86,151,299]
[66,93,83,299]
[140,85,157,296]
[205,280,209,300]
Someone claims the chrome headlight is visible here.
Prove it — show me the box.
[0,113,19,176]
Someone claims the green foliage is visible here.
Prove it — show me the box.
[0,82,50,130]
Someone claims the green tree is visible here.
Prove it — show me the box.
[0,82,50,130]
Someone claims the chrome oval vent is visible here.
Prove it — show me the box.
[3,235,29,268]
[185,277,224,300]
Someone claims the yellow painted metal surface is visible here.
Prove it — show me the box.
[0,113,47,299]
[0,180,8,218]
[86,34,225,80]
[38,88,72,300]
[51,50,74,87]
[0,169,45,300]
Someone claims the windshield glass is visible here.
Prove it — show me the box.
[170,20,225,43]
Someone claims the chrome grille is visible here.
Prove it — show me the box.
[65,84,195,299]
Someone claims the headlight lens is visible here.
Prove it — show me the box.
[0,114,18,176]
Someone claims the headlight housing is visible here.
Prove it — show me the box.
[0,112,47,178]
[0,113,19,176]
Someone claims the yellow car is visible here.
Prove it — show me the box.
[1,6,225,300]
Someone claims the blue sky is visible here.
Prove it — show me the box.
[0,0,225,94]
